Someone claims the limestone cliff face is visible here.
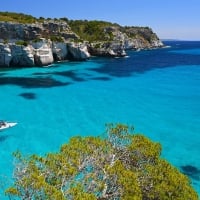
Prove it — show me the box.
[0,21,89,66]
[52,42,68,61]
[10,44,34,66]
[0,40,90,67]
[32,39,54,66]
[0,21,77,41]
[104,26,164,50]
[88,41,126,57]
[0,44,12,66]
[0,17,164,67]
[67,42,90,60]
[86,26,163,57]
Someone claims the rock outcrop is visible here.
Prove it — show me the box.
[67,42,90,60]
[0,44,12,66]
[32,39,54,66]
[52,42,68,61]
[10,44,34,66]
[0,40,90,67]
[88,41,126,57]
[0,21,77,42]
[86,25,163,57]
[0,13,164,67]
[103,26,164,50]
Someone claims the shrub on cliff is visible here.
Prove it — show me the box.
[5,124,198,200]
[0,12,36,24]
[49,35,64,42]
[68,20,116,42]
[15,40,28,46]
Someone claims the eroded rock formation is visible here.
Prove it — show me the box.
[0,18,164,67]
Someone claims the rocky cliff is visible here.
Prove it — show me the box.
[0,38,90,67]
[87,25,163,57]
[0,21,77,42]
[0,12,164,67]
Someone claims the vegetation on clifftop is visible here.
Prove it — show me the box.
[0,12,37,23]
[68,20,118,42]
[6,124,198,200]
[0,12,158,44]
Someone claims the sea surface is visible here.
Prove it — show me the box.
[0,41,200,198]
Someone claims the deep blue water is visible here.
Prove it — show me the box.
[0,41,200,198]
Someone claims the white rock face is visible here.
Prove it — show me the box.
[68,43,90,60]
[52,42,68,61]
[32,39,54,66]
[150,39,164,47]
[89,41,126,57]
[10,45,34,66]
[0,44,12,66]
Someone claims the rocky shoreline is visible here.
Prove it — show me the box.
[0,20,164,67]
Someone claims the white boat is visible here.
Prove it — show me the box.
[0,121,17,130]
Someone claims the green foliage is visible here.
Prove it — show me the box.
[15,40,28,46]
[0,12,158,45]
[68,20,116,42]
[38,16,45,22]
[49,35,64,42]
[59,17,69,23]
[3,39,8,44]
[0,11,37,23]
[6,124,198,200]
[123,26,155,43]
[32,38,42,43]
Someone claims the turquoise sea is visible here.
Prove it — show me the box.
[0,41,200,198]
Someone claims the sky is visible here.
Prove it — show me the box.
[1,0,200,40]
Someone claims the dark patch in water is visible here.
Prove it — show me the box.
[0,76,71,88]
[2,41,200,87]
[54,71,86,82]
[0,135,9,142]
[19,92,36,99]
[0,73,7,76]
[91,77,111,81]
[33,70,86,82]
[181,165,200,181]
[88,43,200,78]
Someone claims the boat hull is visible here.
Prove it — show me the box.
[0,122,17,130]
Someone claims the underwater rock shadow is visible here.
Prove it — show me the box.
[33,70,86,82]
[181,165,200,181]
[33,70,112,83]
[0,135,10,142]
[88,50,200,78]
[0,72,7,76]
[91,77,111,81]
[19,92,37,100]
[0,76,71,88]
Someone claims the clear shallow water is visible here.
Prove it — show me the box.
[0,41,200,198]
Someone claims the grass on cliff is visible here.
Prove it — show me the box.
[0,12,37,23]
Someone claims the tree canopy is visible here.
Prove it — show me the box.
[6,124,198,200]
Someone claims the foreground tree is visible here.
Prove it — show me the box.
[6,124,198,199]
